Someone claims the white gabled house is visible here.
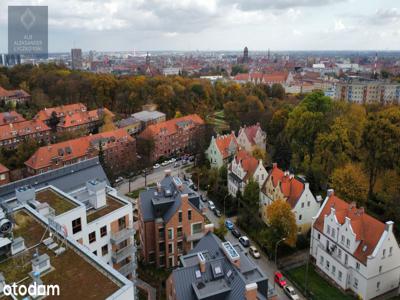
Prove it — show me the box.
[310,190,400,300]
[205,132,238,169]
[236,123,267,153]
[259,163,321,234]
[227,149,267,197]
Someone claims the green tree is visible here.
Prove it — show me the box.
[242,179,260,214]
[271,83,285,99]
[214,218,228,240]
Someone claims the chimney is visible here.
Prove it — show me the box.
[316,195,322,203]
[327,189,334,196]
[385,221,394,233]
[197,252,206,273]
[181,193,188,203]
[289,173,294,180]
[156,182,162,193]
[86,180,107,209]
[245,283,258,300]
[164,169,171,177]
[284,170,289,177]
[272,162,277,169]
[204,223,214,234]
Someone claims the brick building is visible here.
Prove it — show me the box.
[0,119,51,149]
[0,86,31,104]
[138,171,206,268]
[25,129,136,175]
[0,163,10,186]
[139,114,204,161]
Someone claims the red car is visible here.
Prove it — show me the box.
[274,271,287,288]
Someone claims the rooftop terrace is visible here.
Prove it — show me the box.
[0,209,121,300]
[36,188,78,215]
[86,195,125,223]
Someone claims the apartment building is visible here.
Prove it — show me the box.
[0,86,31,104]
[139,114,204,162]
[25,129,136,175]
[0,111,26,126]
[334,81,400,105]
[0,119,51,149]
[237,123,267,153]
[132,105,166,131]
[260,163,321,234]
[310,190,400,300]
[6,180,137,281]
[0,163,10,186]
[227,149,267,197]
[138,170,206,268]
[205,132,238,169]
[166,231,276,300]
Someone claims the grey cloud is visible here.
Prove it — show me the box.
[223,0,346,11]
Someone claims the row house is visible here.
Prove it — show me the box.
[311,190,400,300]
[237,123,267,153]
[260,163,321,234]
[138,171,206,268]
[205,132,238,169]
[139,114,204,162]
[0,119,51,149]
[0,86,31,104]
[227,149,267,197]
[0,111,26,126]
[25,128,136,175]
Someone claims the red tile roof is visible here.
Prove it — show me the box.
[233,149,259,180]
[0,111,26,126]
[264,164,304,208]
[0,87,30,98]
[234,72,288,83]
[0,120,50,142]
[239,123,261,145]
[36,103,88,121]
[141,114,204,137]
[25,129,134,170]
[313,194,386,264]
[215,133,237,159]
[0,163,9,174]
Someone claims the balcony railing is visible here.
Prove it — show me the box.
[118,261,137,277]
[112,244,135,264]
[110,227,135,244]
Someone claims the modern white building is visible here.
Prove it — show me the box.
[205,132,238,169]
[260,163,321,234]
[236,123,267,153]
[310,190,400,300]
[227,149,267,197]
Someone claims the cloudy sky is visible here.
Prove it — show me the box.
[1,0,399,52]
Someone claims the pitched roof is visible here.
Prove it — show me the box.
[313,194,387,264]
[233,149,259,180]
[140,114,204,137]
[263,164,305,208]
[0,87,30,98]
[0,163,9,174]
[35,103,87,120]
[0,111,26,126]
[215,133,238,159]
[234,72,288,83]
[0,120,50,141]
[238,123,262,146]
[25,129,133,170]
[57,109,100,128]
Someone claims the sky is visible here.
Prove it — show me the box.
[0,0,400,52]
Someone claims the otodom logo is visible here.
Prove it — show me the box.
[3,282,60,297]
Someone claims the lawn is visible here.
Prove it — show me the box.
[36,189,77,215]
[285,264,354,300]
[126,183,156,199]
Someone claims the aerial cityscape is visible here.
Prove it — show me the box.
[1,1,400,300]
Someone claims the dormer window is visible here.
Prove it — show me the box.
[346,239,350,247]
[327,225,331,235]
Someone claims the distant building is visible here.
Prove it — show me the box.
[166,231,276,300]
[206,132,238,169]
[259,163,321,234]
[71,48,83,70]
[25,129,136,176]
[0,119,51,149]
[0,163,10,186]
[242,46,249,64]
[311,190,400,300]
[0,111,26,126]
[116,116,141,135]
[234,72,294,87]
[227,149,267,197]
[163,67,181,76]
[237,123,267,153]
[132,105,166,131]
[139,114,204,162]
[138,171,206,268]
[0,86,31,104]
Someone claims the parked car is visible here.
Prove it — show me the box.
[249,246,260,259]
[208,200,216,211]
[200,195,207,202]
[181,159,188,165]
[170,157,176,163]
[231,227,241,238]
[153,163,160,169]
[173,162,180,168]
[114,176,124,184]
[213,208,221,217]
[274,271,287,288]
[239,236,250,247]
[189,156,195,162]
[224,219,234,230]
[283,286,300,300]
[161,161,170,166]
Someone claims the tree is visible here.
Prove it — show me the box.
[252,147,267,163]
[265,199,297,247]
[48,111,60,132]
[242,179,260,214]
[100,109,116,133]
[214,218,228,240]
[271,84,285,99]
[330,163,369,207]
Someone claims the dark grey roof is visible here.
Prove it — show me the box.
[172,232,271,300]
[139,175,201,222]
[0,158,109,202]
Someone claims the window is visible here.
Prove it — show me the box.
[301,203,304,208]
[345,254,348,265]
[379,266,382,273]
[299,214,302,221]
[178,211,182,223]
[177,241,183,253]
[159,227,165,239]
[353,278,358,289]
[356,262,360,270]
[168,243,174,254]
[320,256,324,265]
[72,218,82,234]
[101,244,109,256]
[377,282,380,291]
[338,249,342,259]
[318,233,321,240]
[100,226,107,237]
[159,255,165,266]
[89,231,96,244]
[192,223,202,234]
[346,238,350,247]
[177,227,183,238]
[338,271,342,281]
[341,235,345,243]
[93,250,97,256]
[118,216,126,230]
[383,249,386,258]
[188,210,192,220]
[326,260,330,270]
[332,229,336,238]
[327,225,331,235]
[389,247,393,256]
[159,242,165,252]
[168,228,174,240]
[307,201,310,207]
[332,265,336,275]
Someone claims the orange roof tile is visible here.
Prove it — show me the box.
[233,149,259,179]
[36,103,87,121]
[239,123,261,145]
[215,133,237,159]
[0,120,50,142]
[141,114,204,137]
[0,111,26,126]
[0,163,9,173]
[313,194,386,264]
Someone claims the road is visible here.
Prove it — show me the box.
[201,197,305,300]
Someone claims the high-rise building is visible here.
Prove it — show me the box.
[243,46,249,63]
[71,48,83,70]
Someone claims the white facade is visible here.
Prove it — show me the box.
[237,125,267,153]
[311,193,400,300]
[205,134,237,169]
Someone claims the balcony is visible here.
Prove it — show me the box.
[110,227,135,244]
[184,232,205,242]
[118,261,137,277]
[112,244,135,264]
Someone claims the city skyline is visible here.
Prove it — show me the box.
[1,0,400,52]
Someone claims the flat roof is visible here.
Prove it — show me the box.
[132,110,165,122]
[36,188,79,215]
[86,195,125,223]
[0,209,121,300]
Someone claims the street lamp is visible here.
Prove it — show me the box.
[274,237,286,288]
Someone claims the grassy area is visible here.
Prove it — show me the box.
[126,183,157,199]
[285,264,354,300]
[36,189,77,215]
[86,195,124,223]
